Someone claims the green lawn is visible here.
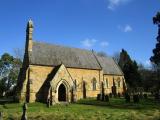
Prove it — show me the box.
[0,98,160,120]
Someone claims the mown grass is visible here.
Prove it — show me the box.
[0,98,160,120]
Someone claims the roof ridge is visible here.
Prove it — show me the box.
[33,40,93,53]
[112,58,124,75]
[92,51,102,69]
[96,55,123,75]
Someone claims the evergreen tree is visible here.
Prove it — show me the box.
[118,49,142,89]
[150,12,160,90]
[139,66,157,92]
[118,49,132,68]
[150,12,160,67]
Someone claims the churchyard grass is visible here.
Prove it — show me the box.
[0,98,160,120]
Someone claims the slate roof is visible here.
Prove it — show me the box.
[29,41,123,75]
[95,55,123,75]
[30,41,101,70]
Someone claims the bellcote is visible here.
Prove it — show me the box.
[25,19,33,52]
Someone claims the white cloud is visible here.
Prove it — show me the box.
[124,25,132,32]
[81,38,97,48]
[100,41,109,47]
[145,60,151,67]
[107,0,131,10]
[118,24,133,32]
[81,39,109,48]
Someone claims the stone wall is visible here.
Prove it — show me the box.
[103,75,124,94]
[28,65,103,102]
[67,68,102,99]
[29,65,54,102]
[19,64,125,103]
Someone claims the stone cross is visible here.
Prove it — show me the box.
[21,103,27,120]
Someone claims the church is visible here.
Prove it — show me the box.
[16,20,126,103]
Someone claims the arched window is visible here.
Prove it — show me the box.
[118,81,121,87]
[92,78,97,90]
[83,81,86,98]
[117,77,121,88]
[105,78,109,88]
[74,79,77,90]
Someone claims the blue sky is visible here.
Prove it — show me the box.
[0,0,159,67]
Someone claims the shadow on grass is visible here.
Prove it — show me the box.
[77,98,160,110]
[0,97,16,105]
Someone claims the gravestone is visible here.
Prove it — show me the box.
[21,103,27,120]
[97,94,101,100]
[0,112,3,120]
[101,82,105,101]
[143,94,148,99]
[47,98,50,108]
[118,93,121,98]
[133,95,139,103]
[125,93,130,103]
[105,95,109,102]
[109,93,112,98]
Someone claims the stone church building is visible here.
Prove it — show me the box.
[16,20,126,103]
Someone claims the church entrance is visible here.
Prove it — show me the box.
[58,84,66,101]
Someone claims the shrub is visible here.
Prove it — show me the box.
[97,94,101,101]
[133,95,139,103]
[125,93,130,103]
[105,95,109,102]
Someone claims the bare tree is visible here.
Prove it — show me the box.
[13,48,24,61]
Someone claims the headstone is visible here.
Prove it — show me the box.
[133,95,139,103]
[125,93,130,103]
[101,82,105,101]
[21,103,27,120]
[0,112,3,120]
[105,95,109,102]
[47,98,50,108]
[154,93,160,100]
[139,93,143,99]
[109,93,112,98]
[97,94,101,101]
[118,93,121,98]
[143,94,148,99]
[101,93,105,101]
